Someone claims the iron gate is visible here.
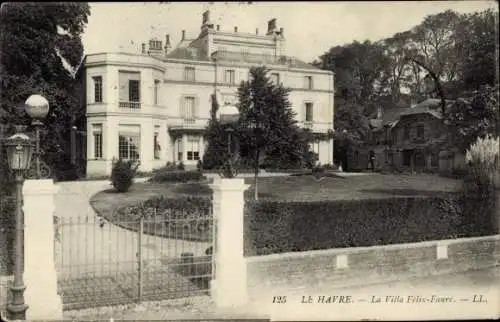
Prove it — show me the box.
[54,204,214,310]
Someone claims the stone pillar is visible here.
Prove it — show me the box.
[209,178,250,308]
[182,135,187,163]
[23,179,62,320]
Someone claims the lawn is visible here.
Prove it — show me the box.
[90,173,463,220]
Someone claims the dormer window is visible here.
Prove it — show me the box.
[149,40,162,51]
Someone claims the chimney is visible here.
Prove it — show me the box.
[256,28,259,35]
[234,26,238,33]
[280,27,284,37]
[141,43,146,54]
[266,18,277,35]
[164,34,171,56]
[216,24,220,31]
[181,30,185,40]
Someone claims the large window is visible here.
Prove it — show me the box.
[154,79,160,105]
[186,136,200,161]
[154,126,161,160]
[182,96,196,121]
[92,124,103,159]
[93,76,103,103]
[119,71,141,108]
[304,76,313,90]
[305,102,313,122]
[129,80,140,102]
[118,125,140,160]
[184,67,195,81]
[225,69,235,84]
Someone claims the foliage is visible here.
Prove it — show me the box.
[243,195,482,256]
[110,159,138,193]
[445,85,499,151]
[237,66,313,169]
[0,196,15,275]
[112,196,212,242]
[0,3,90,178]
[149,170,206,184]
[465,135,499,189]
[314,9,498,154]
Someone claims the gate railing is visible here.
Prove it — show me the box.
[54,206,214,310]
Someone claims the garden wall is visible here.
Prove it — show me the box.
[246,235,500,299]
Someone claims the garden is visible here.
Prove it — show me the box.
[88,160,499,257]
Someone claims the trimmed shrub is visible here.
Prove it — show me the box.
[244,195,470,256]
[149,170,206,183]
[177,162,185,170]
[111,159,138,192]
[113,196,212,241]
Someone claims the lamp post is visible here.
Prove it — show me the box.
[217,103,240,178]
[3,132,34,320]
[247,118,264,200]
[24,94,49,179]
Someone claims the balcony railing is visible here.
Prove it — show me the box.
[119,101,141,109]
[183,118,195,124]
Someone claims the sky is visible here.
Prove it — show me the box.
[82,1,498,63]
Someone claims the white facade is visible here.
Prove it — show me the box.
[85,12,334,176]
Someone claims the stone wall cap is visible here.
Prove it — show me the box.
[23,179,59,194]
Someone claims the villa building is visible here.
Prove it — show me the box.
[84,11,334,176]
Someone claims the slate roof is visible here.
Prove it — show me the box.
[165,38,317,69]
[165,39,210,61]
[399,99,455,119]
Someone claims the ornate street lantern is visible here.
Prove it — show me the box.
[2,132,33,320]
[217,103,240,178]
[4,133,34,172]
[25,94,50,179]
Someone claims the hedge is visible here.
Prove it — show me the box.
[111,196,213,242]
[105,191,499,257]
[148,170,206,183]
[243,195,488,256]
[0,196,15,275]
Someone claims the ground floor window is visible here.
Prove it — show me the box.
[186,135,200,161]
[431,153,439,167]
[118,125,140,160]
[154,126,161,160]
[403,150,412,166]
[92,124,103,159]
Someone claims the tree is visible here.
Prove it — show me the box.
[445,84,499,152]
[237,66,312,199]
[0,2,90,179]
[456,9,498,91]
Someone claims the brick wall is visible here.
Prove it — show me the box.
[246,235,500,299]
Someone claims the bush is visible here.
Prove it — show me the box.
[149,170,206,183]
[112,196,212,241]
[244,195,474,256]
[0,196,15,275]
[111,159,138,192]
[177,162,185,170]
